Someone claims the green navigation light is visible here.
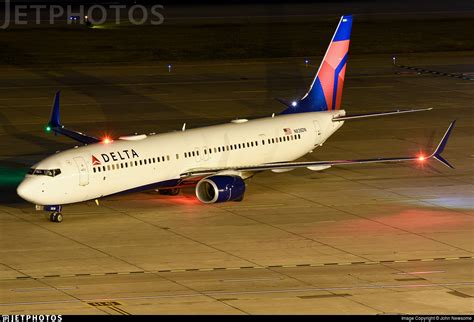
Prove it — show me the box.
[45,126,51,132]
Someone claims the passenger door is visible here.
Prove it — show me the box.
[202,146,210,161]
[259,134,271,163]
[73,156,89,186]
[194,147,201,162]
[313,120,322,146]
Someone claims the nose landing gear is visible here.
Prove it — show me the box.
[50,212,63,223]
[36,205,64,223]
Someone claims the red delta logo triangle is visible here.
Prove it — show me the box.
[92,155,101,166]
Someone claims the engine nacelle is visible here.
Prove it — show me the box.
[195,175,245,204]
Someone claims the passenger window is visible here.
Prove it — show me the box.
[97,167,101,172]
[176,154,179,159]
[162,156,165,161]
[144,160,147,165]
[107,165,110,171]
[226,146,229,151]
[93,168,96,173]
[167,155,170,161]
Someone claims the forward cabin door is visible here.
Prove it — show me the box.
[73,156,89,186]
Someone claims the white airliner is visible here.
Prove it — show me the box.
[17,15,455,222]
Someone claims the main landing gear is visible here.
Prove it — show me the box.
[50,212,63,223]
[158,188,180,196]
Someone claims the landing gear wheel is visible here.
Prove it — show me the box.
[159,188,180,196]
[50,212,63,223]
[168,188,180,196]
[234,195,244,202]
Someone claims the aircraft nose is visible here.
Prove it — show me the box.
[17,180,35,203]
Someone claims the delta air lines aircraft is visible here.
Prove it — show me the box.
[17,15,455,222]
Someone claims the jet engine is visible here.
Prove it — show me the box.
[195,175,245,203]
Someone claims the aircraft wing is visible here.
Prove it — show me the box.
[47,91,101,145]
[180,121,455,178]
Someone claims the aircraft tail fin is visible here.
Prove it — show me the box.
[281,15,352,114]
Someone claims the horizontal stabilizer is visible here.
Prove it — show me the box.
[430,119,456,169]
[332,108,432,121]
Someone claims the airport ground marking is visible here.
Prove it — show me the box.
[396,64,473,81]
[87,301,131,315]
[7,256,474,281]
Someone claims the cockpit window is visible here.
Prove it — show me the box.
[27,168,61,177]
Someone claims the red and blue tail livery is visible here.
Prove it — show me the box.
[282,15,352,114]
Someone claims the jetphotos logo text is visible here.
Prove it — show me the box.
[92,149,139,166]
[0,0,165,29]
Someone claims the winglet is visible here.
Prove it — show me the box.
[44,91,100,145]
[48,91,61,128]
[431,120,456,169]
